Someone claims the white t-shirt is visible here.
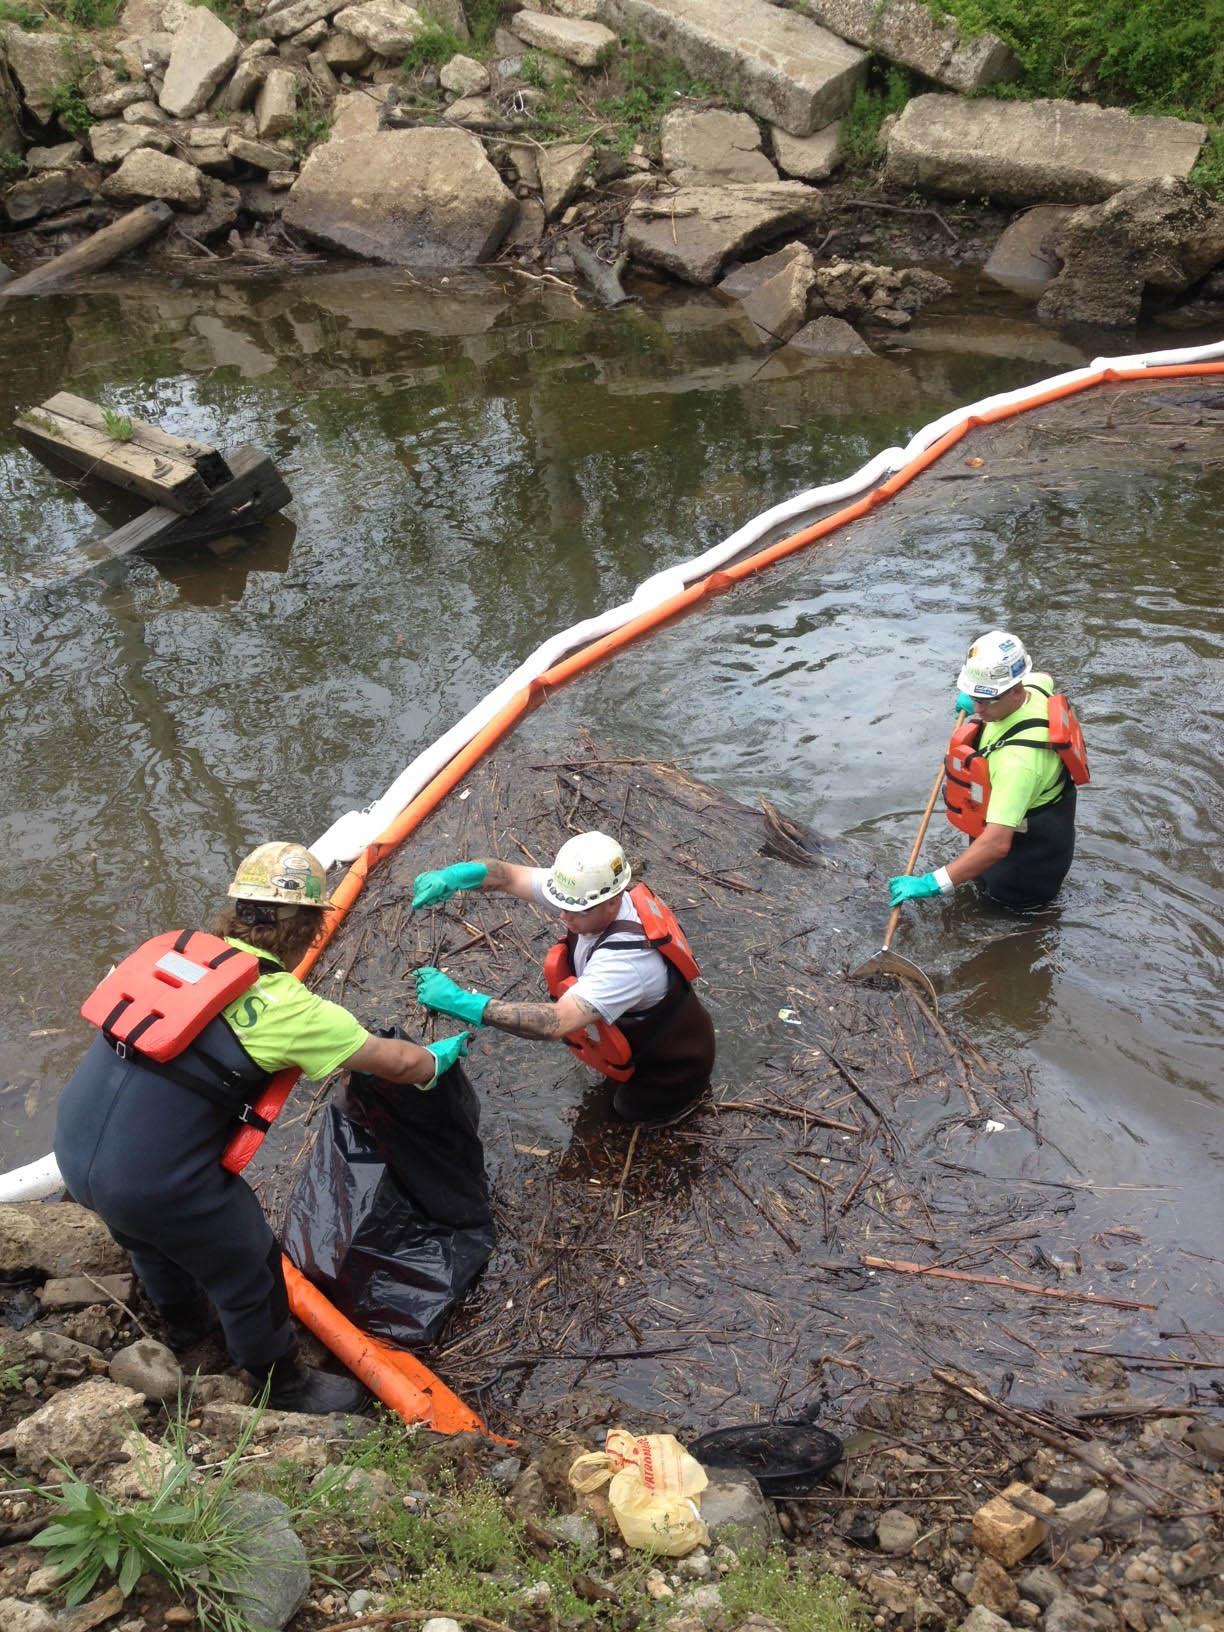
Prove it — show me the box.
[530,872,670,1023]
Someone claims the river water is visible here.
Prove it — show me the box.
[0,268,1220,1332]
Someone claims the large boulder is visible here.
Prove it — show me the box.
[1,24,98,126]
[1037,176,1224,328]
[885,93,1207,206]
[625,180,822,284]
[158,5,242,118]
[330,0,426,57]
[283,126,516,266]
[0,1202,128,1277]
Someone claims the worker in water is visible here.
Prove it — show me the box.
[54,842,471,1414]
[889,630,1089,913]
[411,831,716,1125]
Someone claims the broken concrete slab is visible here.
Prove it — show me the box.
[601,0,866,137]
[511,9,617,69]
[87,120,173,164]
[662,108,778,186]
[771,120,842,182]
[331,0,426,57]
[775,0,1019,94]
[884,93,1208,206]
[625,180,822,284]
[158,5,242,118]
[100,146,206,208]
[2,23,97,125]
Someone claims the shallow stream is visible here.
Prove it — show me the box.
[0,266,1219,1353]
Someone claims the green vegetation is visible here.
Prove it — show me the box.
[0,1359,25,1391]
[721,1550,866,1632]
[18,1400,348,1632]
[63,0,121,27]
[101,408,134,442]
[0,0,43,27]
[838,60,913,172]
[50,78,93,137]
[0,151,27,183]
[462,0,505,55]
[289,89,332,157]
[926,0,1224,118]
[403,15,469,72]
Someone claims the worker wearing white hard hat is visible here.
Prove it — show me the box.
[889,632,1089,912]
[410,831,716,1125]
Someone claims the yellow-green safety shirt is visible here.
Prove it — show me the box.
[979,673,1068,829]
[219,937,368,1079]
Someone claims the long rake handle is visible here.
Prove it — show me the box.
[880,711,965,955]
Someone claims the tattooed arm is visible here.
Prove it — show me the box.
[471,858,538,901]
[483,988,601,1041]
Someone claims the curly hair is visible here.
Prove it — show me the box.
[211,902,324,971]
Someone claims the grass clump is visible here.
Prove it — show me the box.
[721,1549,868,1632]
[403,13,469,71]
[63,0,121,26]
[0,0,43,26]
[102,407,134,442]
[838,60,913,172]
[17,1396,346,1632]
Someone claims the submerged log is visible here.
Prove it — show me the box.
[0,201,172,298]
[567,234,633,308]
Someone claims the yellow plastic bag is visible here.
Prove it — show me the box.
[568,1428,709,1557]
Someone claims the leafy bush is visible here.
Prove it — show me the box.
[50,79,92,136]
[926,0,1224,116]
[838,61,913,172]
[0,151,27,183]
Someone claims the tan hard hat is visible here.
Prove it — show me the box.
[227,842,331,908]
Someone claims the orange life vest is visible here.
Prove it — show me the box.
[543,883,700,1082]
[81,930,261,1061]
[944,686,1090,839]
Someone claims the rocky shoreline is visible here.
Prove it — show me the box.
[1,1200,1221,1632]
[2,0,1224,334]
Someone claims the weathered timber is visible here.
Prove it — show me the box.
[99,444,292,556]
[0,201,172,298]
[567,234,633,307]
[41,392,232,490]
[15,404,214,515]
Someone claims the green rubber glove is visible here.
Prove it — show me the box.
[889,872,943,908]
[955,691,976,716]
[412,861,488,909]
[414,966,490,1026]
[421,1030,471,1089]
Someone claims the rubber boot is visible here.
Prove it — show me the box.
[253,1354,370,1415]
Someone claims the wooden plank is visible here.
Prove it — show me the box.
[101,444,292,556]
[0,201,172,298]
[41,392,232,490]
[14,405,213,514]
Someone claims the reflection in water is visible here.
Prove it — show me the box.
[0,271,1220,1307]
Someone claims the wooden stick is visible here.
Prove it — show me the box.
[863,1256,1157,1310]
[931,1368,1167,1514]
[613,1124,640,1222]
[713,1098,858,1133]
[1,201,173,297]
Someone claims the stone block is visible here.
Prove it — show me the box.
[971,1482,1056,1568]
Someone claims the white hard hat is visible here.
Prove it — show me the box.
[227,842,332,908]
[956,630,1032,698]
[541,831,631,911]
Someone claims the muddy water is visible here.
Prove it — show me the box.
[0,269,1220,1328]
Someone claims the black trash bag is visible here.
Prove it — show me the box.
[281,1028,494,1347]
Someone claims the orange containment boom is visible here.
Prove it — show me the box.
[282,1257,515,1443]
